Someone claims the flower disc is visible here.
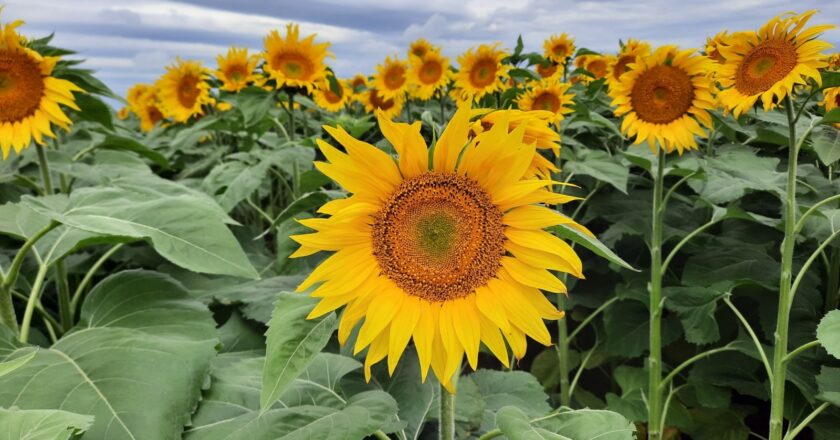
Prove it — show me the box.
[0,48,44,124]
[734,40,797,96]
[630,65,695,124]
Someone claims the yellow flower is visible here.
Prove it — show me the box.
[822,87,840,129]
[291,106,586,391]
[216,101,233,112]
[609,45,716,154]
[471,108,563,178]
[408,38,437,58]
[718,11,834,117]
[576,54,612,84]
[544,33,575,64]
[135,87,165,132]
[408,50,450,100]
[607,39,651,87]
[455,44,510,102]
[826,53,840,70]
[704,30,744,64]
[516,81,575,124]
[313,78,350,112]
[215,47,261,92]
[126,83,149,112]
[263,23,332,92]
[449,87,471,106]
[362,87,404,120]
[117,107,130,120]
[536,61,561,80]
[0,15,83,159]
[155,58,214,123]
[374,56,409,100]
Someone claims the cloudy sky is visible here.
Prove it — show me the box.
[4,0,839,99]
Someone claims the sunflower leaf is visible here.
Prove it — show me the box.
[551,223,637,271]
[817,310,840,359]
[0,408,94,440]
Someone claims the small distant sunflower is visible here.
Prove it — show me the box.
[155,59,214,123]
[576,54,611,83]
[704,31,744,64]
[826,53,840,70]
[718,11,834,117]
[0,15,83,159]
[375,56,409,100]
[126,83,149,112]
[471,109,563,179]
[449,87,471,106]
[609,45,715,154]
[313,78,350,112]
[822,87,840,129]
[362,87,404,120]
[544,33,575,64]
[517,81,575,124]
[455,44,510,101]
[263,23,332,92]
[408,50,450,100]
[536,61,561,80]
[216,47,261,92]
[607,39,651,87]
[135,87,165,132]
[408,38,436,58]
[292,106,586,391]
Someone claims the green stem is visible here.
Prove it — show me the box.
[70,243,124,313]
[569,340,597,397]
[439,382,455,440]
[439,90,446,124]
[1,222,58,293]
[288,92,296,141]
[648,148,666,440]
[768,96,800,440]
[55,260,72,331]
[783,402,830,440]
[661,218,720,274]
[724,297,774,379]
[556,295,571,407]
[567,296,618,341]
[659,345,737,390]
[794,193,840,234]
[0,287,16,334]
[826,249,840,313]
[790,229,840,302]
[36,144,53,195]
[19,263,49,343]
[783,340,820,364]
[372,431,391,440]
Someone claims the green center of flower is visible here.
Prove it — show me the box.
[416,212,457,260]
[735,39,797,95]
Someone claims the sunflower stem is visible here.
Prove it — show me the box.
[768,95,800,440]
[647,148,666,440]
[287,91,296,141]
[19,262,49,344]
[439,382,455,440]
[556,294,571,407]
[39,142,73,331]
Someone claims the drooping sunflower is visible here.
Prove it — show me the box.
[362,87,404,120]
[135,87,165,132]
[291,106,586,391]
[609,45,715,154]
[374,56,409,100]
[408,38,437,58]
[408,50,450,100]
[455,44,510,102]
[471,109,562,179]
[822,87,840,129]
[155,58,214,123]
[216,47,262,92]
[0,15,83,159]
[717,11,834,117]
[313,78,350,112]
[263,23,332,92]
[517,81,575,124]
[544,33,575,64]
[607,39,651,87]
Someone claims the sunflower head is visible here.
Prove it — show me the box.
[609,45,715,154]
[135,87,165,132]
[216,47,261,92]
[263,23,332,92]
[0,14,83,159]
[608,40,651,86]
[516,80,575,124]
[535,60,561,80]
[822,87,840,129]
[717,11,834,117]
[544,33,575,64]
[408,50,450,100]
[826,53,840,71]
[313,77,350,112]
[362,87,404,120]
[408,38,437,58]
[374,56,409,100]
[291,106,587,390]
[155,58,214,123]
[577,54,612,84]
[455,44,511,102]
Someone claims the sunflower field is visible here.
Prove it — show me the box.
[1,6,840,440]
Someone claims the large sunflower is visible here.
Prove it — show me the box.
[607,39,651,87]
[0,16,82,159]
[374,56,409,100]
[291,107,586,391]
[517,81,575,124]
[313,78,350,112]
[263,23,332,92]
[362,87,404,120]
[216,47,261,92]
[609,45,715,154]
[717,11,833,117]
[408,50,450,100]
[544,33,575,64]
[155,59,214,123]
[455,44,510,102]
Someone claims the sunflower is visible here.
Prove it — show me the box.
[362,87,404,120]
[717,11,834,117]
[135,87,165,132]
[313,78,350,112]
[536,61,561,80]
[576,54,611,84]
[517,81,575,124]
[291,106,586,391]
[263,23,332,92]
[126,83,149,112]
[544,33,575,64]
[374,56,409,100]
[822,87,840,129]
[0,15,83,159]
[607,39,651,87]
[455,44,510,102]
[408,38,437,58]
[216,47,261,92]
[155,59,214,123]
[704,31,742,64]
[408,50,450,100]
[609,45,715,154]
[827,53,840,70]
[471,109,562,178]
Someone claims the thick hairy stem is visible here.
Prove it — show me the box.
[648,149,666,440]
[439,383,455,440]
[556,295,571,407]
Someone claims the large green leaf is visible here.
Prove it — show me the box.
[22,186,258,278]
[663,286,726,345]
[0,270,218,440]
[0,350,36,378]
[496,406,635,440]
[688,145,785,204]
[564,149,629,193]
[261,293,338,410]
[0,408,94,440]
[812,125,840,165]
[202,156,271,212]
[816,366,840,406]
[817,310,840,359]
[496,406,569,440]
